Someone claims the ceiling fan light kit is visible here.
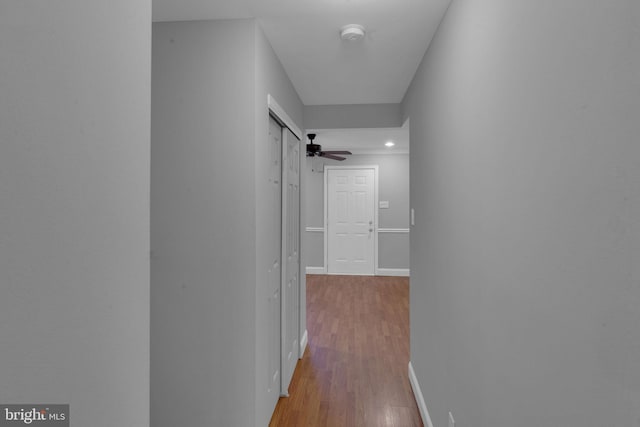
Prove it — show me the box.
[340,24,366,42]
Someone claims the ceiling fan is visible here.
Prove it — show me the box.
[306,133,352,161]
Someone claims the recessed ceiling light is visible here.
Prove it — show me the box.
[385,141,395,147]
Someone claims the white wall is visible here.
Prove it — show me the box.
[0,2,151,426]
[403,1,640,426]
[152,19,304,427]
[304,154,410,271]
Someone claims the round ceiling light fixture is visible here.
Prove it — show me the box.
[340,24,366,42]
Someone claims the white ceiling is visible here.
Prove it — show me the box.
[153,0,452,106]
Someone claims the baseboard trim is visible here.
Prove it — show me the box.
[409,361,434,427]
[376,268,410,277]
[306,267,409,276]
[299,329,308,359]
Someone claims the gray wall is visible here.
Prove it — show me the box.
[305,154,410,270]
[305,157,327,268]
[152,20,257,427]
[402,1,640,426]
[0,2,151,427]
[152,19,303,427]
[304,104,403,129]
[254,23,305,425]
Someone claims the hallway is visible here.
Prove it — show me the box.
[269,275,422,427]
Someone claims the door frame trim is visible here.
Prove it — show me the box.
[268,94,302,140]
[324,165,379,276]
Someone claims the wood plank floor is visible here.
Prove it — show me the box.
[269,275,423,427]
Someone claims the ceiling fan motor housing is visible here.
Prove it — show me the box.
[307,143,322,155]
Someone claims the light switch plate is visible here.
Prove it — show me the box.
[379,201,389,209]
[411,208,415,226]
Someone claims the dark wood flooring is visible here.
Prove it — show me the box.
[269,274,423,427]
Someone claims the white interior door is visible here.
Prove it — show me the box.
[326,167,377,275]
[266,116,282,409]
[281,128,300,395]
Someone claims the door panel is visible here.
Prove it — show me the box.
[281,128,300,395]
[327,168,376,275]
[266,116,282,408]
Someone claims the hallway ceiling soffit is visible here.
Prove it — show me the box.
[153,0,452,106]
[306,125,409,155]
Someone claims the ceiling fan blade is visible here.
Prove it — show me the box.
[320,153,346,161]
[322,150,352,155]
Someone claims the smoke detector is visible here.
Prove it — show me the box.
[340,24,366,42]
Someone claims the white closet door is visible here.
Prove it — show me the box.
[266,115,282,409]
[281,128,300,395]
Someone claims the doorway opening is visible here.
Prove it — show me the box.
[272,118,413,425]
[303,121,410,277]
